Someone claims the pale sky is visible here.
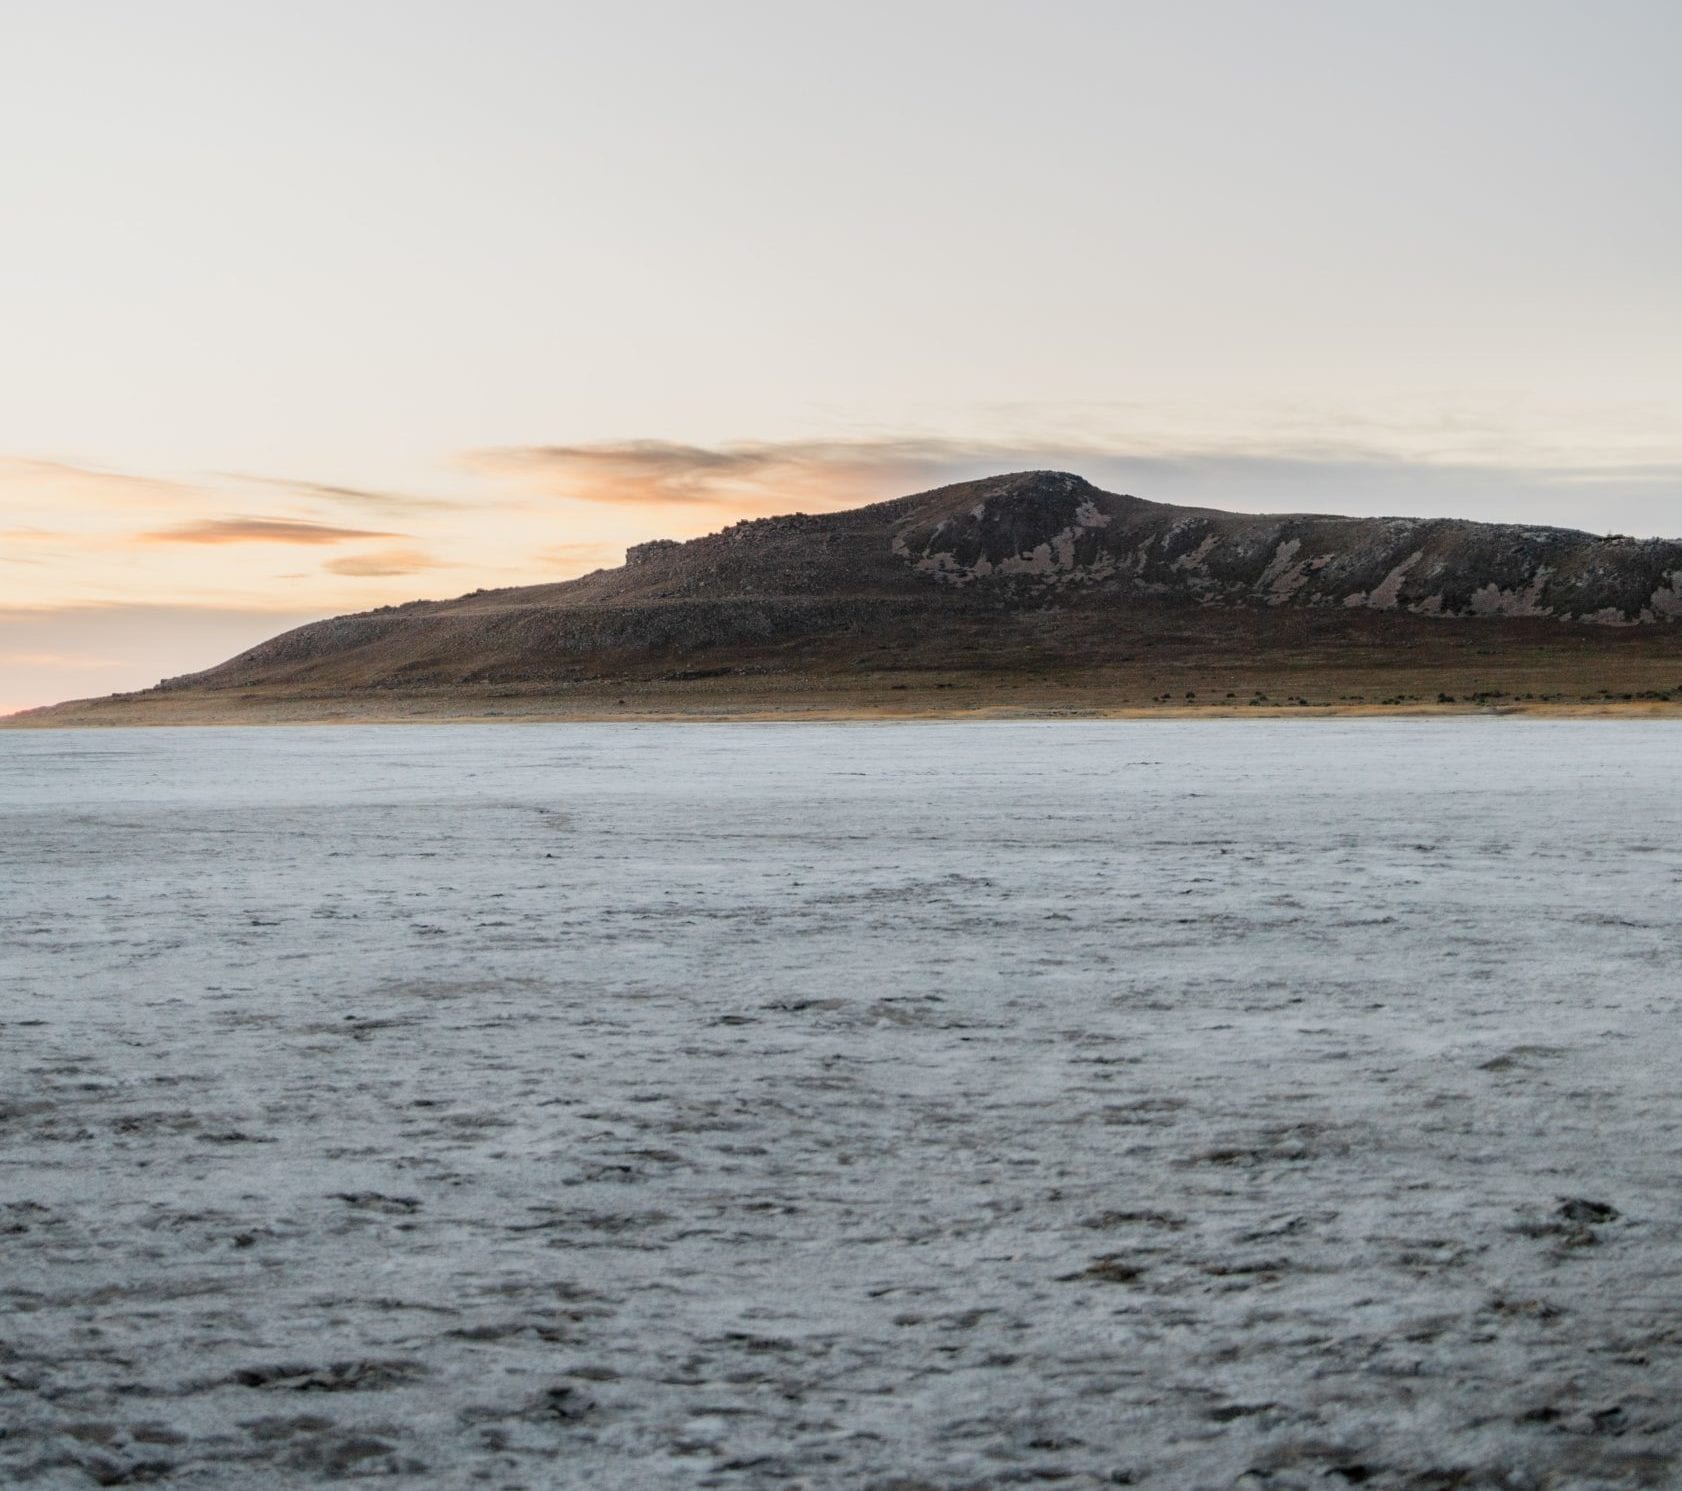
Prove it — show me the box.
[3,0,1679,710]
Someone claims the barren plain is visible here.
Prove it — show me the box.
[4,720,1681,1489]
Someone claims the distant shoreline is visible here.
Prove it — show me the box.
[8,693,1682,730]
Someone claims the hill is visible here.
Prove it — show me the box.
[12,471,1682,724]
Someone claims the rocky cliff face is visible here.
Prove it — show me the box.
[156,471,1682,694]
[890,472,1682,624]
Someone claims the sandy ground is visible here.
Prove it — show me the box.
[4,720,1682,1489]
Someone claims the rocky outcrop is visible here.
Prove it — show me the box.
[888,473,1682,625]
[145,471,1682,696]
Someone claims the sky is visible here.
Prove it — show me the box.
[3,0,1679,711]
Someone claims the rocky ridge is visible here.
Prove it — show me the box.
[889,472,1682,623]
[145,470,1682,697]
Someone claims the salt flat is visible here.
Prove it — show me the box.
[3,720,1681,1490]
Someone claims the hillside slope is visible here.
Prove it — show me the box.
[13,471,1682,723]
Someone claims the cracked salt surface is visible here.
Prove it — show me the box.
[3,720,1681,1489]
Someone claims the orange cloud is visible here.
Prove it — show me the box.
[464,438,986,511]
[323,547,447,577]
[140,516,402,545]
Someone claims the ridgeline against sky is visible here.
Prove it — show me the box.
[18,472,1682,726]
[3,0,1679,710]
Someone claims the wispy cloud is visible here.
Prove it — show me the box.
[464,438,989,510]
[465,435,1682,538]
[139,516,403,545]
[1,528,58,564]
[4,457,468,522]
[224,473,470,514]
[0,456,207,510]
[323,547,448,577]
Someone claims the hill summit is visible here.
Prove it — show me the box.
[14,472,1682,724]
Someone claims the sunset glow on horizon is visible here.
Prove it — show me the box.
[4,0,1679,711]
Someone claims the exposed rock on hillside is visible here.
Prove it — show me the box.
[158,471,1682,694]
[891,472,1682,622]
[16,471,1682,722]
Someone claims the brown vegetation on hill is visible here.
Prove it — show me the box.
[12,472,1682,725]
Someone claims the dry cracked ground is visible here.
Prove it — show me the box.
[3,720,1682,1490]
